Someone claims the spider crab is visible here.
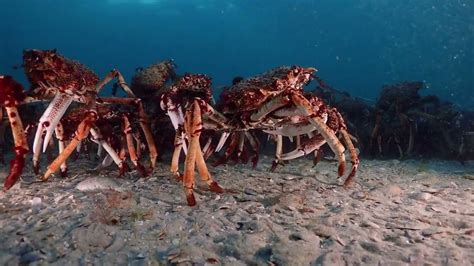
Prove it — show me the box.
[161,73,229,206]
[217,66,358,181]
[162,66,359,206]
[21,49,157,183]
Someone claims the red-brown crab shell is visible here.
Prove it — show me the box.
[161,73,213,109]
[23,49,99,95]
[0,76,26,107]
[218,66,316,114]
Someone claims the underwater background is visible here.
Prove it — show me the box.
[1,0,472,108]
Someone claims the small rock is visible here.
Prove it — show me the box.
[409,192,432,202]
[360,241,382,254]
[172,238,180,246]
[30,197,42,205]
[372,184,403,198]
[76,177,121,191]
[310,225,336,238]
[312,251,344,265]
[360,220,380,229]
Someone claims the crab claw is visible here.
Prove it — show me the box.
[33,93,73,154]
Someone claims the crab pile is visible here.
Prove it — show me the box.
[1,49,359,206]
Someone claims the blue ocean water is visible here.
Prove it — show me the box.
[0,0,472,108]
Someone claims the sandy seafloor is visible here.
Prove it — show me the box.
[0,155,473,265]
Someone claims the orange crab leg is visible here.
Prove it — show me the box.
[42,111,97,181]
[170,129,184,179]
[292,93,347,177]
[182,100,225,206]
[123,114,147,177]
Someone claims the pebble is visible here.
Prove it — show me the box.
[372,184,403,198]
[409,192,432,202]
[30,197,42,205]
[172,239,180,246]
[76,177,121,191]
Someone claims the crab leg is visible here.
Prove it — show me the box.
[95,69,136,97]
[340,129,359,187]
[236,132,246,159]
[122,114,147,177]
[95,154,114,170]
[34,93,74,153]
[270,134,283,171]
[96,142,104,159]
[32,93,73,172]
[167,109,188,154]
[292,93,347,176]
[245,131,260,168]
[0,76,28,190]
[183,100,223,206]
[42,111,97,181]
[3,106,29,190]
[280,134,326,161]
[170,130,185,179]
[182,101,200,206]
[202,137,213,159]
[99,97,157,168]
[195,135,224,193]
[216,132,230,152]
[54,122,68,177]
[90,127,125,174]
[212,132,240,167]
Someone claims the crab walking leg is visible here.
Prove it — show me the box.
[292,93,347,176]
[212,133,240,167]
[270,134,283,171]
[195,137,224,193]
[170,131,184,179]
[245,131,260,168]
[3,106,29,190]
[340,129,359,187]
[94,69,136,97]
[42,111,97,181]
[122,114,148,177]
[236,132,246,158]
[182,101,201,206]
[202,137,213,159]
[96,142,104,159]
[54,122,68,177]
[215,132,230,152]
[95,154,114,170]
[280,134,326,161]
[99,97,157,168]
[134,133,143,160]
[90,127,125,173]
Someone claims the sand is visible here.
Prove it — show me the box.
[0,156,473,265]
